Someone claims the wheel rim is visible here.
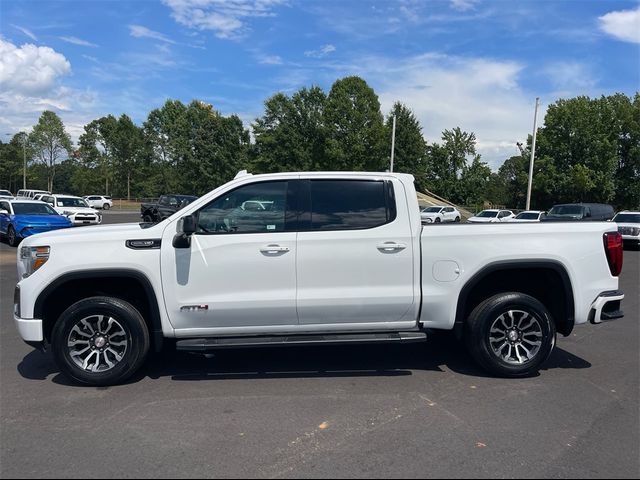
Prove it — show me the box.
[67,315,129,373]
[489,310,543,365]
[8,228,15,244]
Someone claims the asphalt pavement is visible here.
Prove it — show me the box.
[0,212,638,478]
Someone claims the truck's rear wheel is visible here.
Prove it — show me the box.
[465,292,556,377]
[52,297,150,386]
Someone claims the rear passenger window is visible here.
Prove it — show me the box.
[310,180,395,231]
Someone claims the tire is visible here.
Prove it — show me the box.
[435,217,442,223]
[455,217,461,223]
[464,292,556,377]
[8,225,20,247]
[103,203,110,210]
[51,296,150,386]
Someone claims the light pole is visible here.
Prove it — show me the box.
[390,115,397,172]
[4,132,27,190]
[526,98,540,211]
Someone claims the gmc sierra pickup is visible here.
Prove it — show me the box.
[14,171,625,386]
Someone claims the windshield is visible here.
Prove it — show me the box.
[516,212,540,220]
[613,213,640,223]
[12,203,58,215]
[477,210,498,218]
[548,205,584,217]
[57,197,89,207]
[423,207,442,213]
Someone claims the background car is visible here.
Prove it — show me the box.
[613,211,640,248]
[0,199,72,246]
[467,209,515,223]
[41,194,102,225]
[84,195,113,210]
[141,194,198,223]
[542,203,615,222]
[0,189,13,197]
[16,189,51,199]
[509,210,547,222]
[421,205,461,224]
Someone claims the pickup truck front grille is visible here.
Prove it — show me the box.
[619,226,640,236]
[75,215,97,221]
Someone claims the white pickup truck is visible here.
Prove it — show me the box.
[13,171,626,386]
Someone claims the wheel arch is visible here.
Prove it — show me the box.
[454,260,575,338]
[34,269,164,351]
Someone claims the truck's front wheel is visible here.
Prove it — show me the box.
[52,297,150,386]
[465,292,556,377]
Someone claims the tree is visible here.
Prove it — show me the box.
[252,86,327,173]
[28,111,72,192]
[385,102,427,190]
[144,100,190,193]
[425,127,480,204]
[78,115,119,194]
[323,76,386,171]
[0,133,29,193]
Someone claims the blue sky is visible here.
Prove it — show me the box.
[1,0,639,167]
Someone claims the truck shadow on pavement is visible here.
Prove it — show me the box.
[17,332,592,387]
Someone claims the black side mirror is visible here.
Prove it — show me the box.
[173,214,197,248]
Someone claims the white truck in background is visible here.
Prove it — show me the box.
[14,171,625,385]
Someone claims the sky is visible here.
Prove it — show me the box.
[1,0,639,168]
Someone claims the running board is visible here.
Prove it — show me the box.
[176,332,427,351]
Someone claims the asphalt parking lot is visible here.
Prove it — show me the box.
[1,211,638,478]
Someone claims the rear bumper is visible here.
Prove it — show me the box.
[589,290,625,324]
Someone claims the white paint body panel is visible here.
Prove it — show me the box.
[14,171,621,345]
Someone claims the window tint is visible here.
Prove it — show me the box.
[310,180,393,231]
[197,181,289,234]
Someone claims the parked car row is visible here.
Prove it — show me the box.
[0,190,115,246]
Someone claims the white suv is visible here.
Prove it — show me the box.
[467,209,516,223]
[613,211,640,248]
[41,194,102,225]
[421,205,461,224]
[84,195,113,210]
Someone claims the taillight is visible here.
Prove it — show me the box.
[603,232,623,276]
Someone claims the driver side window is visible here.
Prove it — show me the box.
[197,181,289,234]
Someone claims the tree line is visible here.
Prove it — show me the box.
[1,76,638,210]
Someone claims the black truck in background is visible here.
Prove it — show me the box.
[141,195,198,223]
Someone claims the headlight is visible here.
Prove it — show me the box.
[20,246,50,278]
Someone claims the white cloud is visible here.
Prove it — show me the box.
[599,7,640,44]
[542,62,597,92]
[0,39,97,142]
[258,54,283,65]
[59,36,99,48]
[304,44,336,59]
[11,24,38,41]
[129,24,176,44]
[322,52,536,168]
[162,0,288,39]
[450,0,479,12]
[0,39,71,95]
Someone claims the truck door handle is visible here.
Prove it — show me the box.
[260,245,290,254]
[377,242,407,252]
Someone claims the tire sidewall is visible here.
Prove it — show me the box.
[8,226,19,247]
[467,293,556,377]
[52,297,149,386]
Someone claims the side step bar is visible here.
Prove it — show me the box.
[176,332,427,352]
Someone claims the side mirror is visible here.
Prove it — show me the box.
[173,214,197,248]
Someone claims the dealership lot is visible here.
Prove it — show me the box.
[1,212,638,478]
